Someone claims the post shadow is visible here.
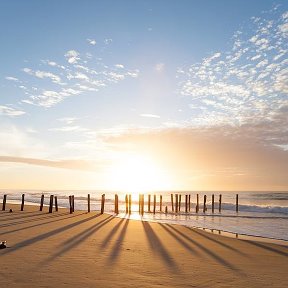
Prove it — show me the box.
[142,221,179,272]
[1,213,103,256]
[166,224,243,274]
[107,218,130,263]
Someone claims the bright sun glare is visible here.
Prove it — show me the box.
[107,154,172,193]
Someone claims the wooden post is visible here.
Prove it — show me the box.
[21,194,25,211]
[139,194,141,213]
[153,195,156,214]
[69,196,73,214]
[141,194,144,215]
[125,194,128,214]
[196,194,199,213]
[160,195,163,212]
[179,194,181,212]
[171,194,174,212]
[101,194,105,214]
[219,194,222,213]
[203,195,206,213]
[115,194,118,214]
[165,206,168,214]
[212,194,214,213]
[129,194,131,214]
[55,196,58,212]
[88,194,91,213]
[185,195,188,213]
[49,195,53,213]
[175,194,178,213]
[236,194,239,212]
[188,194,191,212]
[148,194,151,212]
[2,194,7,211]
[72,195,75,212]
[40,194,44,211]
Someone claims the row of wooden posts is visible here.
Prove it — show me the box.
[1,193,239,214]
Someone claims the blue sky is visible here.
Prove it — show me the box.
[0,0,287,191]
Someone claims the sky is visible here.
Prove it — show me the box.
[0,0,287,191]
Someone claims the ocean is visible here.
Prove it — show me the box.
[1,190,288,241]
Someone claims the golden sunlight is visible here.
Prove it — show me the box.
[106,154,172,193]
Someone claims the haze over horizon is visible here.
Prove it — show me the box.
[0,0,287,191]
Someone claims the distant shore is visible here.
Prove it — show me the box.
[1,204,288,287]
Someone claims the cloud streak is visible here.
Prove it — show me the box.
[0,155,96,171]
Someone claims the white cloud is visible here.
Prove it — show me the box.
[5,76,19,82]
[87,38,96,45]
[140,114,161,118]
[115,64,124,69]
[23,68,62,84]
[65,50,80,64]
[0,105,25,117]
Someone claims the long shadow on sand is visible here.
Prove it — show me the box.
[41,215,115,264]
[240,239,288,257]
[107,218,130,264]
[166,224,243,274]
[1,213,103,255]
[0,211,60,226]
[0,212,70,228]
[187,227,248,257]
[101,217,126,249]
[0,212,87,236]
[159,223,200,256]
[142,221,179,272]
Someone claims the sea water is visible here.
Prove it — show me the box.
[1,190,288,241]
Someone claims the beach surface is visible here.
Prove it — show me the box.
[1,204,288,288]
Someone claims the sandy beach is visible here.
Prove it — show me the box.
[1,204,288,288]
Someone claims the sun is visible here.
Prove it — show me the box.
[106,154,172,193]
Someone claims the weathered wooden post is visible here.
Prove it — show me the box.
[196,194,199,213]
[188,194,191,212]
[203,195,207,213]
[171,194,174,212]
[88,194,91,213]
[153,195,156,214]
[72,195,75,212]
[49,195,54,213]
[40,194,44,211]
[21,194,25,211]
[55,196,58,212]
[236,194,239,212]
[185,195,188,213]
[175,194,178,213]
[125,194,128,214]
[148,194,151,212]
[69,196,73,214]
[179,194,182,212]
[101,194,105,214]
[2,194,7,211]
[115,194,118,214]
[129,194,131,214]
[160,195,163,212]
[141,194,144,215]
[212,194,214,213]
[219,194,222,213]
[165,206,168,214]
[139,194,141,213]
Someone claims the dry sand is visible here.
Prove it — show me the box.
[1,204,288,288]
